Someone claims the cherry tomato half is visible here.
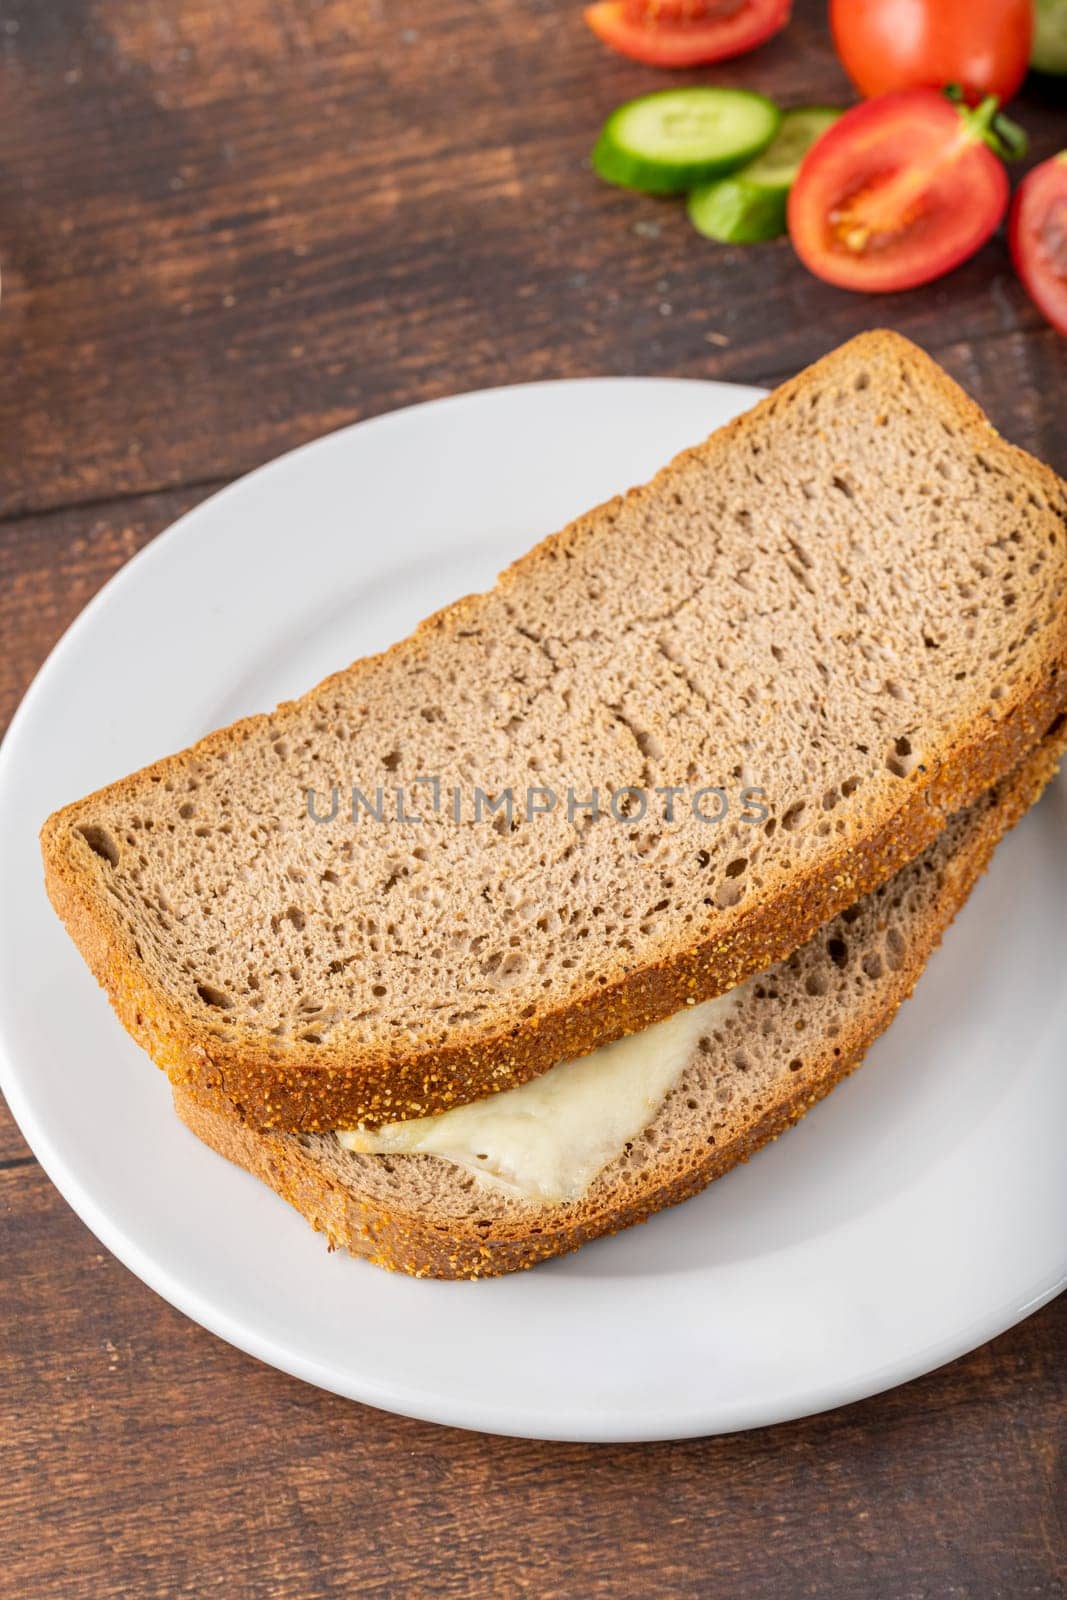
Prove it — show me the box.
[831,0,1033,105]
[787,90,1009,293]
[1010,152,1067,335]
[585,0,790,68]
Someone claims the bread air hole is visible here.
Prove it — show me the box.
[886,735,919,778]
[76,825,119,868]
[196,982,234,1011]
[885,927,906,972]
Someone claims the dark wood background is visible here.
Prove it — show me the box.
[1,1,1064,1595]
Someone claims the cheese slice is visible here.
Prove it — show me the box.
[336,987,742,1204]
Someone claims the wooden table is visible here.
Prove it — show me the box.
[1,2,1064,1594]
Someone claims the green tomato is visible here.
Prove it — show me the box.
[1033,0,1067,73]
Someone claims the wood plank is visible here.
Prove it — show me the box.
[1,0,1064,517]
[0,484,213,743]
[0,1161,1063,1600]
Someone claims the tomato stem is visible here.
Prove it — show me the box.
[944,86,1028,162]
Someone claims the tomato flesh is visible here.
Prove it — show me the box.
[788,90,1009,293]
[622,0,745,19]
[1010,153,1067,336]
[585,0,790,67]
[830,0,1032,105]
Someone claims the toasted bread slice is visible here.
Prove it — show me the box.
[44,333,1067,1130]
[172,727,1066,1278]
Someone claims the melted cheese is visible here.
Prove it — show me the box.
[336,988,742,1204]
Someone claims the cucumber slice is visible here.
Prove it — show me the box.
[1033,0,1067,73]
[740,105,842,188]
[687,178,789,245]
[687,105,841,244]
[593,88,781,196]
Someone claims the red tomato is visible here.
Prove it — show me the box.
[787,90,1009,293]
[584,0,790,68]
[831,0,1032,105]
[1010,153,1067,336]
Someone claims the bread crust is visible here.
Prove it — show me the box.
[171,727,1066,1278]
[42,331,1067,1131]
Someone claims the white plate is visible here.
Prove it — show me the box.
[0,378,1064,1443]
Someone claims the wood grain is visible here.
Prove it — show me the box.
[0,0,1064,1593]
[0,0,1064,518]
[0,1160,1064,1600]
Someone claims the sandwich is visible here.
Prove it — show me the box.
[41,332,1067,1276]
[171,732,1066,1277]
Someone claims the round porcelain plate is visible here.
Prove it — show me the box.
[0,378,1064,1443]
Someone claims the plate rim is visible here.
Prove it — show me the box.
[3,1052,1064,1442]
[1,373,1063,1443]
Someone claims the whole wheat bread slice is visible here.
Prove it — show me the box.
[172,727,1066,1278]
[43,332,1067,1131]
